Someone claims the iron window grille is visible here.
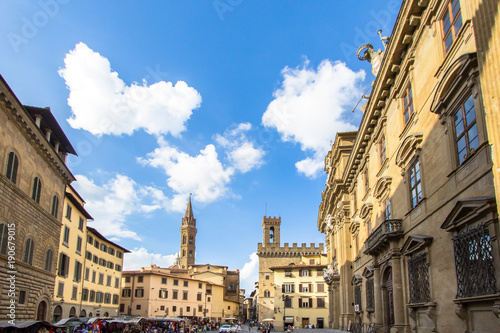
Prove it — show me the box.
[408,252,431,303]
[366,279,374,311]
[453,224,497,298]
[354,285,362,311]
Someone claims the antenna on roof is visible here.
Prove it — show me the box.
[265,202,267,216]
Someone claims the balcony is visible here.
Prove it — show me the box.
[364,219,403,255]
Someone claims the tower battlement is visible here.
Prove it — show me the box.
[257,242,324,253]
[262,216,281,226]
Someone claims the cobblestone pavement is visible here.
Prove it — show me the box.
[241,325,349,333]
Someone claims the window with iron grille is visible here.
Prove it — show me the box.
[366,279,374,310]
[453,224,496,298]
[354,285,362,311]
[454,94,479,165]
[442,0,462,53]
[408,253,431,303]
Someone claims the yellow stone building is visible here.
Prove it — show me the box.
[257,216,324,322]
[318,0,500,332]
[270,254,329,331]
[53,185,129,321]
[120,198,240,321]
[0,75,76,321]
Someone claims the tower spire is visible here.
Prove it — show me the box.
[184,193,194,219]
[180,194,197,269]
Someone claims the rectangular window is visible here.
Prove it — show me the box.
[409,160,422,208]
[76,236,82,255]
[113,294,119,304]
[137,276,144,283]
[366,279,374,310]
[404,84,414,124]
[162,277,167,284]
[408,253,431,303]
[65,204,72,220]
[299,298,311,308]
[199,305,203,312]
[99,258,106,267]
[58,253,70,277]
[107,275,112,287]
[442,0,463,52]
[135,288,144,297]
[100,244,107,252]
[104,293,111,304]
[57,282,64,297]
[107,261,114,269]
[301,270,310,277]
[317,297,325,308]
[354,285,362,311]
[108,247,115,255]
[316,269,324,277]
[317,283,324,292]
[78,217,84,231]
[96,292,103,303]
[72,285,78,300]
[89,290,95,302]
[94,240,99,249]
[283,284,294,293]
[115,277,120,288]
[183,280,188,287]
[136,304,141,310]
[454,94,479,165]
[19,290,26,304]
[92,271,96,283]
[85,251,92,260]
[93,255,98,264]
[85,268,90,281]
[284,296,292,308]
[87,235,93,244]
[453,224,496,298]
[300,284,309,292]
[116,251,123,259]
[98,273,104,285]
[173,306,177,312]
[183,291,188,300]
[125,276,131,283]
[186,306,191,312]
[285,269,292,277]
[173,290,178,299]
[380,135,387,165]
[173,279,178,286]
[159,289,168,299]
[384,197,392,220]
[82,288,89,301]
[199,282,202,289]
[115,264,122,272]
[197,293,202,301]
[63,226,70,246]
[122,288,131,297]
[73,260,82,282]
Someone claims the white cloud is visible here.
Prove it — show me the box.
[73,174,168,240]
[215,123,265,173]
[138,138,234,212]
[123,247,177,271]
[239,252,259,297]
[58,42,202,137]
[262,59,365,178]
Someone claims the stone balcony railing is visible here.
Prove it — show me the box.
[364,219,403,255]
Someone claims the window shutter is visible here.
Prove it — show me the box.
[58,253,64,276]
[159,290,162,298]
[309,284,313,293]
[309,298,313,307]
[308,269,312,276]
[298,298,302,308]
[282,285,285,293]
[299,284,302,292]
[64,255,70,277]
[292,284,295,293]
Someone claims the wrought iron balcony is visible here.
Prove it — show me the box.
[364,219,403,255]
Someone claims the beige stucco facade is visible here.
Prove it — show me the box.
[0,75,76,321]
[257,216,324,322]
[119,265,239,320]
[318,1,500,332]
[270,254,329,331]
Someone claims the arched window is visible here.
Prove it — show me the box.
[0,223,8,255]
[88,312,93,318]
[69,307,76,317]
[269,227,275,243]
[79,309,86,318]
[23,238,34,265]
[183,249,186,257]
[51,195,59,218]
[183,235,186,245]
[44,249,53,272]
[189,236,193,244]
[53,305,63,323]
[32,177,42,203]
[189,250,193,257]
[264,290,270,297]
[5,151,19,184]
[104,312,109,317]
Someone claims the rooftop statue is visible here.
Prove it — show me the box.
[356,30,389,77]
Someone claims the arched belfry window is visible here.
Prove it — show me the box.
[183,235,186,245]
[182,249,186,257]
[189,236,193,244]
[269,227,275,243]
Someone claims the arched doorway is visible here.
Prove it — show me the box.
[69,307,76,317]
[53,305,63,323]
[36,301,47,321]
[80,309,87,317]
[88,312,93,318]
[383,267,394,331]
[104,312,109,317]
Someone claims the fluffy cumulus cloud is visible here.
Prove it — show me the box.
[139,124,265,212]
[239,252,259,297]
[58,42,202,136]
[262,59,365,178]
[215,123,265,173]
[123,247,177,271]
[73,174,169,240]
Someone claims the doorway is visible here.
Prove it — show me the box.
[316,318,324,329]
[36,301,47,321]
[383,267,394,332]
[301,318,309,328]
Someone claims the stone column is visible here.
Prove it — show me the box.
[391,250,406,332]
[373,260,383,327]
[328,283,335,329]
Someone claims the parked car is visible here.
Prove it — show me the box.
[219,325,233,333]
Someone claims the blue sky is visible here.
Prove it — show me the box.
[1,1,397,295]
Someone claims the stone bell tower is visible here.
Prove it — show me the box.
[262,216,281,247]
[180,195,197,269]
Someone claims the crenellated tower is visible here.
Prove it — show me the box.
[262,216,281,246]
[180,195,197,269]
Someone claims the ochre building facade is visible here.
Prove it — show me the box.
[318,0,500,332]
